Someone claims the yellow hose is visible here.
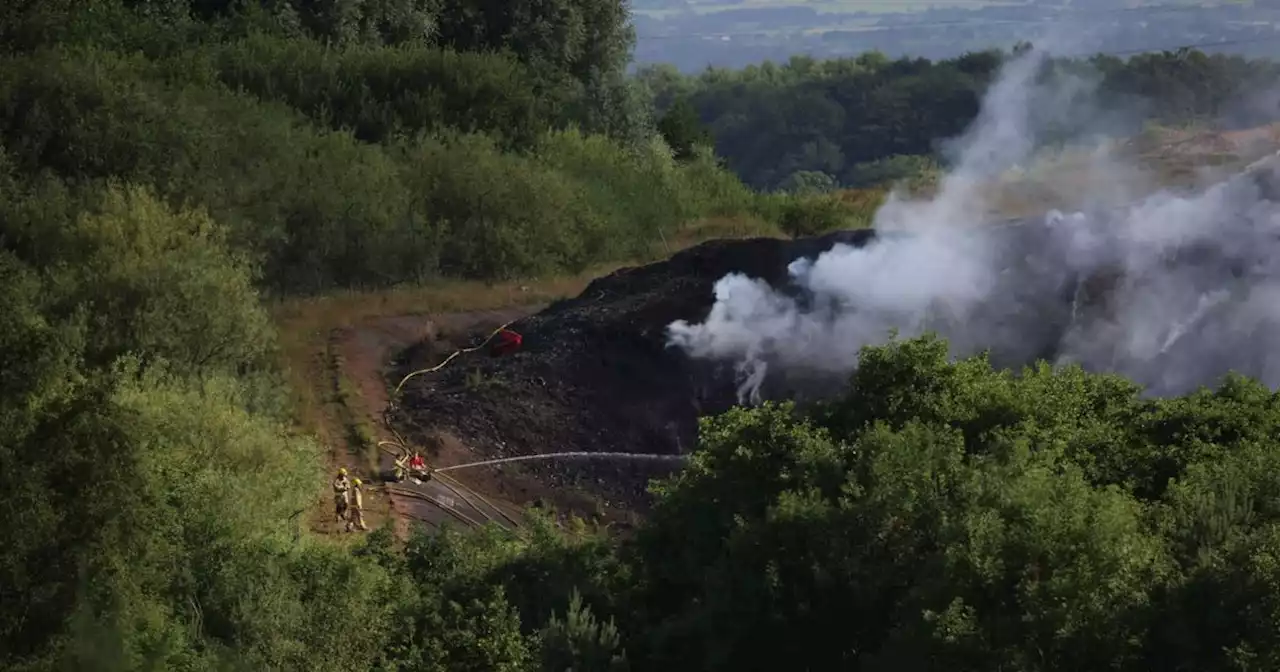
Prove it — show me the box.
[375,319,542,534]
[393,319,518,394]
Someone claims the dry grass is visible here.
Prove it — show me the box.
[662,214,784,251]
[271,267,620,438]
[832,187,890,210]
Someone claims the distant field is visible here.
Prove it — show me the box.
[635,0,1021,18]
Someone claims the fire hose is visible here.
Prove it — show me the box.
[433,451,689,473]
[393,319,518,394]
[381,321,690,532]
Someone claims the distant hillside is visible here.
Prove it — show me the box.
[639,50,1280,192]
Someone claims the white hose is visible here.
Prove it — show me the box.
[433,451,689,473]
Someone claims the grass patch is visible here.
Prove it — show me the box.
[336,374,380,474]
[271,268,615,439]
[661,215,784,251]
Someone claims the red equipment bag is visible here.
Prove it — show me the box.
[490,329,523,356]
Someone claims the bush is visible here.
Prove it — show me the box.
[0,42,761,295]
[402,131,607,280]
[209,35,567,149]
[778,170,837,194]
[55,184,276,374]
[539,590,629,672]
[0,47,420,293]
[842,153,942,189]
[774,194,861,237]
[623,335,1280,670]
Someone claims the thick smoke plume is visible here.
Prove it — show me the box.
[667,46,1280,402]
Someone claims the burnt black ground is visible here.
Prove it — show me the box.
[388,230,882,511]
[386,152,1280,514]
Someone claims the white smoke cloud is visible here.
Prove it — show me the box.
[667,44,1280,402]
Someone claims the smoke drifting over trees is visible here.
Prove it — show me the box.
[669,46,1280,400]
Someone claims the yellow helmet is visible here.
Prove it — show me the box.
[352,478,362,487]
[338,467,348,476]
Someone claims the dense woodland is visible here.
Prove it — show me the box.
[4,1,1280,670]
[640,50,1280,190]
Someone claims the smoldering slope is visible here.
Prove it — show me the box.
[667,46,1280,402]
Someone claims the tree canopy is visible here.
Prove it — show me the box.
[638,50,1280,190]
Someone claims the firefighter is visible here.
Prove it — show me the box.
[332,467,350,522]
[393,453,408,482]
[346,478,368,532]
[408,451,427,476]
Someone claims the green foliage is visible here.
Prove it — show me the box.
[764,191,874,237]
[540,589,629,672]
[619,335,1280,670]
[0,251,97,667]
[532,130,755,259]
[207,35,568,148]
[280,0,442,46]
[774,195,850,236]
[57,184,276,373]
[777,169,837,195]
[432,0,634,95]
[639,48,1280,190]
[655,97,711,161]
[844,154,941,190]
[0,223,396,670]
[402,131,604,280]
[0,15,761,295]
[69,365,388,671]
[386,525,537,671]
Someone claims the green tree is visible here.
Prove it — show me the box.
[777,170,836,194]
[540,589,629,672]
[55,184,276,375]
[656,98,712,161]
[625,335,1280,671]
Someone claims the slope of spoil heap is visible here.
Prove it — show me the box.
[388,230,877,512]
[386,153,1280,516]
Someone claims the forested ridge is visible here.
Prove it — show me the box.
[3,1,1280,670]
[640,49,1280,190]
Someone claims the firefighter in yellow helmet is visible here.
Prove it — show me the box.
[345,477,368,532]
[332,467,351,522]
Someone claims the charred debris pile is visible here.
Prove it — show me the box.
[388,230,877,509]
[388,153,1280,511]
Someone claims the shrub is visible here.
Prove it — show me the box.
[209,35,565,149]
[402,131,608,280]
[775,194,859,237]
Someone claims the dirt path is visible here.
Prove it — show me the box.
[294,301,621,539]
